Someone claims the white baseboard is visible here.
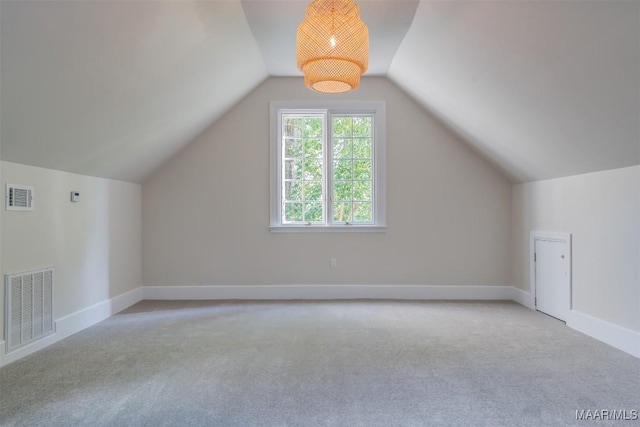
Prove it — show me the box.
[143,285,640,359]
[507,290,638,358]
[5,285,636,366]
[567,310,640,358]
[55,287,143,339]
[111,287,144,314]
[509,287,535,309]
[1,287,143,367]
[143,284,515,301]
[1,330,60,368]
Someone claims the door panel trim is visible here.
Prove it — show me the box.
[530,231,572,316]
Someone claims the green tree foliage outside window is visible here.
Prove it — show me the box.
[281,113,374,225]
[332,116,373,223]
[283,115,324,223]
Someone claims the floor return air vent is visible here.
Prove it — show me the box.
[4,267,54,353]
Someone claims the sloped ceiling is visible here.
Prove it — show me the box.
[241,0,419,76]
[0,0,267,183]
[1,0,638,183]
[388,1,640,182]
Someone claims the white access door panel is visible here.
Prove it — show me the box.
[535,239,571,321]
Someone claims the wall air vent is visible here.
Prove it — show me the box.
[5,267,55,353]
[6,184,34,211]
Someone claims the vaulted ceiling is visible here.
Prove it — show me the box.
[1,1,266,183]
[389,1,640,182]
[1,0,638,183]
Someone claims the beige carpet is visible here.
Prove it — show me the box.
[1,300,639,426]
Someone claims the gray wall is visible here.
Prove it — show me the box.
[511,165,640,332]
[142,77,512,287]
[0,162,142,336]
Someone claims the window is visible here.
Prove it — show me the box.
[270,101,386,231]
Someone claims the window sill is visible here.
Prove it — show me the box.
[270,225,387,233]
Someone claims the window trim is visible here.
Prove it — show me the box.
[270,101,386,232]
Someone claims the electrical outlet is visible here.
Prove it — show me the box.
[330,258,337,269]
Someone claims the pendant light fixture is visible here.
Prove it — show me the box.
[296,0,369,93]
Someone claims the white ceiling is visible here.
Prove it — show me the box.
[0,0,267,183]
[389,1,640,182]
[1,0,638,183]
[241,0,419,76]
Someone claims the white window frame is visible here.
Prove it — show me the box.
[270,101,386,232]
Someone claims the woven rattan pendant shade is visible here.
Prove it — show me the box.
[297,0,369,93]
